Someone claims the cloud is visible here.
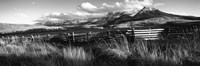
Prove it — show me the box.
[69,12,107,18]
[14,8,22,12]
[16,13,28,17]
[36,11,107,22]
[154,3,165,7]
[78,0,153,13]
[36,12,68,23]
[35,12,106,23]
[32,2,35,5]
[43,12,71,20]
[166,11,190,16]
[36,0,154,23]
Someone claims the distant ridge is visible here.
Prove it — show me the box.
[0,23,58,33]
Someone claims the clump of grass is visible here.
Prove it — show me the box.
[62,46,93,66]
[97,34,131,59]
[130,39,192,64]
[0,41,59,56]
[62,46,92,60]
[95,31,200,65]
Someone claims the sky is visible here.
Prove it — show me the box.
[0,0,200,24]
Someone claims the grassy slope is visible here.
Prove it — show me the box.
[0,23,61,33]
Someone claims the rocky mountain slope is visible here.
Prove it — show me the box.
[97,7,200,28]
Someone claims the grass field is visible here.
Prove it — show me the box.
[0,30,199,66]
[0,23,63,33]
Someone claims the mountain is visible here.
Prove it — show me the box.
[77,8,141,28]
[37,7,200,28]
[95,7,200,28]
[133,7,200,21]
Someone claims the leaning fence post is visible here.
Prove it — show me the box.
[31,35,34,41]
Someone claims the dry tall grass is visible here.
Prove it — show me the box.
[0,30,199,66]
[131,40,192,64]
[96,32,200,65]
[0,36,93,66]
[97,34,131,59]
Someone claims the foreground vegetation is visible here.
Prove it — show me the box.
[0,32,199,66]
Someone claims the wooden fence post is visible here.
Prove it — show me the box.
[31,35,34,41]
[67,33,70,43]
[149,28,151,38]
[85,33,88,42]
[107,30,111,39]
[168,28,171,36]
[198,26,200,39]
[1,36,4,39]
[71,32,75,42]
[85,31,91,42]
[132,28,135,42]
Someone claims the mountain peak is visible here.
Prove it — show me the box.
[138,7,159,13]
[105,8,141,19]
[132,7,165,20]
[104,7,158,18]
[143,7,158,11]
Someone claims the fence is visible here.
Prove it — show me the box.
[126,27,199,40]
[66,32,99,42]
[162,27,200,39]
[126,28,164,40]
[0,27,199,42]
[68,28,165,41]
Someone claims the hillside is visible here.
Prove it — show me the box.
[97,7,200,28]
[0,23,62,33]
